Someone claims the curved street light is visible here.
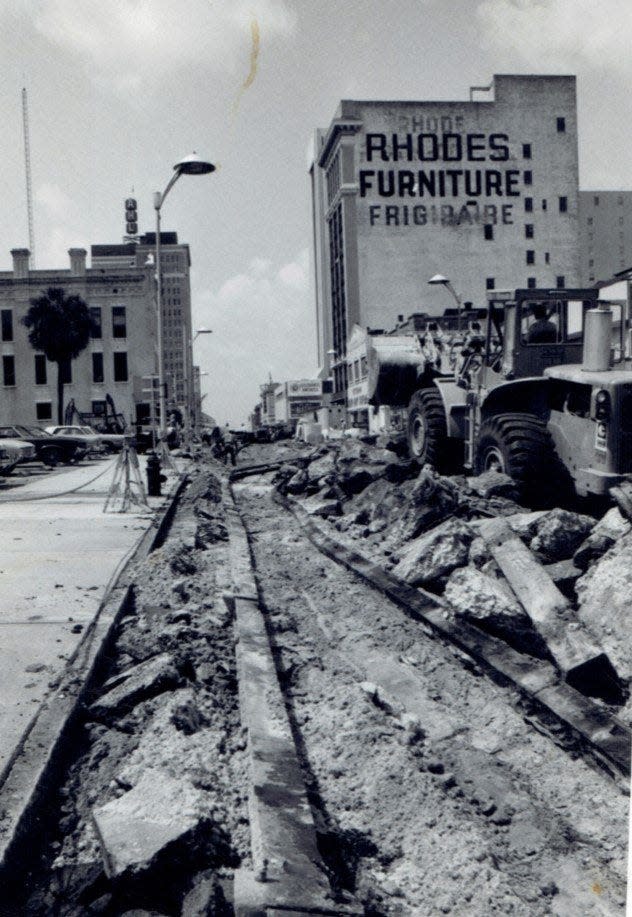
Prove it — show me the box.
[154,153,215,444]
[427,273,463,330]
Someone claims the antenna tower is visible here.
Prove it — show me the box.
[22,87,35,266]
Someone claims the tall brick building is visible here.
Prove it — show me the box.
[310,75,581,399]
[578,191,632,284]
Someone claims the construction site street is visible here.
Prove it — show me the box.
[0,453,183,782]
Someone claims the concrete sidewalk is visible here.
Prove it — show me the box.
[0,455,182,780]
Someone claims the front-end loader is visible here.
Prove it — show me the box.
[401,288,632,503]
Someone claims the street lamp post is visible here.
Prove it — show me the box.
[154,153,215,449]
[428,273,463,331]
[181,328,213,448]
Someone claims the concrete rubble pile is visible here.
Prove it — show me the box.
[22,470,249,917]
[275,436,631,715]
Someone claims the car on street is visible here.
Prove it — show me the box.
[45,425,104,454]
[46,424,131,453]
[0,425,88,466]
[0,438,36,474]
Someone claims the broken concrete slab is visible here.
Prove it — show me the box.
[478,518,622,700]
[91,768,211,880]
[444,566,549,659]
[575,530,632,683]
[302,496,342,518]
[393,518,474,587]
[90,652,181,719]
[465,470,519,500]
[528,508,595,563]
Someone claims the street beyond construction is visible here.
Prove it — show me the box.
[0,438,629,917]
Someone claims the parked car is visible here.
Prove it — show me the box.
[45,425,104,454]
[0,438,36,474]
[0,425,87,466]
[58,424,132,453]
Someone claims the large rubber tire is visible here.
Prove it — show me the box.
[475,412,565,506]
[407,388,449,469]
[40,446,64,467]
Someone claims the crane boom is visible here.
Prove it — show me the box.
[22,87,35,266]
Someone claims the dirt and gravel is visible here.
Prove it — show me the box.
[3,438,630,916]
[233,462,628,916]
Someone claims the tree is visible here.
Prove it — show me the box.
[22,287,94,424]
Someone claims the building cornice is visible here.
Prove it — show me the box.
[318,118,363,169]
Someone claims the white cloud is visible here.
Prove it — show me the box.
[25,0,297,92]
[35,182,72,221]
[477,0,632,76]
[193,249,316,425]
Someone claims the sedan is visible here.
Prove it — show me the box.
[45,425,104,454]
[0,438,36,474]
[0,425,87,466]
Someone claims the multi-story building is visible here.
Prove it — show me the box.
[273,380,323,428]
[91,231,194,420]
[578,191,632,284]
[259,379,278,427]
[0,247,156,426]
[310,74,582,401]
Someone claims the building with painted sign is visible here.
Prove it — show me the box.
[273,379,323,428]
[310,74,581,400]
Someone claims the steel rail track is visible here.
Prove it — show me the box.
[230,462,630,783]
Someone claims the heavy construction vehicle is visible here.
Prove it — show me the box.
[374,288,632,503]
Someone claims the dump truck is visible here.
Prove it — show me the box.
[371,288,632,503]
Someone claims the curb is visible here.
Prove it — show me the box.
[0,473,189,883]
[274,490,631,782]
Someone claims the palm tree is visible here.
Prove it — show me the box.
[22,287,94,424]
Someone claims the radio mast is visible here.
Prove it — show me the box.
[22,87,35,266]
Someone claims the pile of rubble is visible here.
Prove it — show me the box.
[21,471,249,917]
[275,436,632,716]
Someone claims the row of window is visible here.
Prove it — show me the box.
[0,306,128,344]
[349,356,368,383]
[2,352,129,387]
[485,276,565,291]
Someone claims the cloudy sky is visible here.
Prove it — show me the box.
[0,0,631,424]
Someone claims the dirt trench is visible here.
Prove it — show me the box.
[233,472,628,917]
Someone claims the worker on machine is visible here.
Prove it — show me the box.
[526,302,558,344]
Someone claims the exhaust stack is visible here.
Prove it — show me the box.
[582,304,612,372]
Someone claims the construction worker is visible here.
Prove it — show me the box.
[527,302,558,344]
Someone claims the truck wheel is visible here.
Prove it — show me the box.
[407,389,448,468]
[475,412,564,506]
[41,446,63,467]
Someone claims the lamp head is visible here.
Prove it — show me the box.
[428,274,450,286]
[174,152,216,175]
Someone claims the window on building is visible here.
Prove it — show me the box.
[527,277,537,289]
[589,275,595,283]
[484,224,493,240]
[589,258,594,267]
[619,216,624,225]
[1,309,13,342]
[3,355,15,386]
[90,306,102,339]
[329,204,347,370]
[59,359,72,384]
[542,199,547,211]
[35,354,47,385]
[525,224,534,239]
[526,250,535,265]
[545,253,550,264]
[524,198,533,213]
[486,278,495,290]
[522,143,532,159]
[112,306,127,338]
[594,195,600,206]
[92,400,106,416]
[559,196,568,213]
[587,217,593,225]
[113,352,128,382]
[557,117,566,133]
[556,275,565,288]
[523,170,532,185]
[92,352,104,384]
[618,195,624,205]
[35,402,52,421]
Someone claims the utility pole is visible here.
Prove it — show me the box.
[22,88,35,266]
